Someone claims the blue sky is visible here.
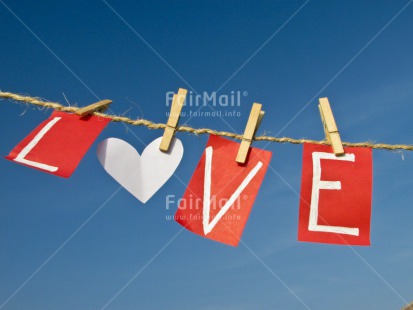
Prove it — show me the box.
[1,0,413,309]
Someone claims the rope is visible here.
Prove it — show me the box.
[1,91,412,151]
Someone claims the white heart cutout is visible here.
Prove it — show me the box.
[97,137,183,203]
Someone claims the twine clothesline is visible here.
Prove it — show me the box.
[1,91,412,152]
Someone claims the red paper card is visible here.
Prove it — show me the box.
[5,111,110,178]
[298,143,372,246]
[175,135,272,246]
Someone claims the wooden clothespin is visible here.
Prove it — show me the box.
[75,99,112,117]
[236,103,265,164]
[318,97,344,156]
[159,88,188,152]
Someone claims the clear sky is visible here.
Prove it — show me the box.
[1,0,413,309]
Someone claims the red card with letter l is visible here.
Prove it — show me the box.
[298,143,373,245]
[175,135,272,246]
[6,111,110,178]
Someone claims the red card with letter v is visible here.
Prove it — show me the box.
[298,143,373,246]
[175,135,272,246]
[5,111,110,178]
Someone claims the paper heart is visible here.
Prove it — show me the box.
[97,137,183,203]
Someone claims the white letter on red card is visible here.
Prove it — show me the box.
[202,146,263,235]
[13,117,62,172]
[309,152,359,236]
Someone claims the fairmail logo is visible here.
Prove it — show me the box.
[165,194,243,210]
[165,194,243,222]
[166,90,248,107]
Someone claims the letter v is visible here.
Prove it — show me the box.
[202,146,263,235]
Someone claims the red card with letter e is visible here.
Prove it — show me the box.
[6,111,110,178]
[298,143,372,245]
[175,135,272,246]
